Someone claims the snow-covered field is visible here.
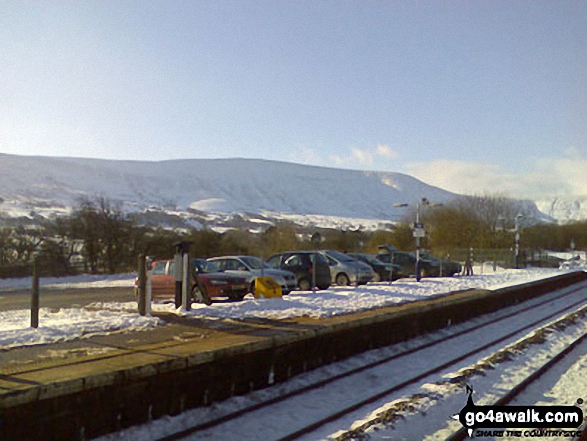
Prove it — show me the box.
[0,265,584,351]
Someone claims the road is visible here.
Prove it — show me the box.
[0,286,135,311]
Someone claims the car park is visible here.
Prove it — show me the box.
[376,246,440,278]
[319,250,376,286]
[419,251,462,276]
[208,255,297,294]
[135,259,249,304]
[266,251,332,291]
[348,253,402,282]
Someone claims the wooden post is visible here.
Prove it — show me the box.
[174,252,183,308]
[145,256,152,316]
[31,258,39,328]
[182,252,190,312]
[138,254,147,316]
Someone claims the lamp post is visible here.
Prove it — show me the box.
[514,214,522,269]
[497,214,529,269]
[394,198,440,282]
[310,232,322,293]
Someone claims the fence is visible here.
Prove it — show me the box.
[442,248,565,270]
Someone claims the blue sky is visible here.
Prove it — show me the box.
[1,1,586,199]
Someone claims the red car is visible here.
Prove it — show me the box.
[135,259,250,304]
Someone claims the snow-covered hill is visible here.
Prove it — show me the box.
[535,197,587,224]
[0,153,575,228]
[0,154,458,227]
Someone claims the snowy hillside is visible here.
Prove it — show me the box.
[0,153,569,228]
[535,197,587,223]
[0,154,457,226]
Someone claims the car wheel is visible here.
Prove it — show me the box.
[372,272,381,283]
[298,279,311,291]
[336,273,350,286]
[420,267,428,278]
[191,283,212,306]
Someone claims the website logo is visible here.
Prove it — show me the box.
[452,385,584,438]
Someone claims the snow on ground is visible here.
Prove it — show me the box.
[0,273,135,290]
[0,307,162,350]
[98,267,579,321]
[0,266,584,351]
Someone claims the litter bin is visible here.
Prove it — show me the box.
[253,277,282,299]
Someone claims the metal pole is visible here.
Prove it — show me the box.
[312,251,317,293]
[145,256,152,316]
[182,252,190,311]
[415,202,421,282]
[388,251,394,285]
[31,257,39,329]
[515,216,520,269]
[138,254,146,316]
[174,252,183,308]
[355,255,359,288]
[311,233,321,293]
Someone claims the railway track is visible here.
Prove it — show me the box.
[444,330,587,441]
[153,279,587,441]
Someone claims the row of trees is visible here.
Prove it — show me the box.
[381,195,586,264]
[0,195,584,278]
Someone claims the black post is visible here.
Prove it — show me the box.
[31,258,39,329]
[173,251,183,308]
[388,251,394,285]
[173,241,194,309]
[311,233,322,292]
[138,254,147,316]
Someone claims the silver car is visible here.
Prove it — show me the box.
[319,250,376,286]
[207,255,298,294]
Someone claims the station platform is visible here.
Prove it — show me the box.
[1,271,585,441]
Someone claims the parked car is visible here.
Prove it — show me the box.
[376,246,440,278]
[134,259,249,304]
[348,253,402,282]
[559,255,585,270]
[319,250,376,286]
[266,251,332,291]
[208,255,297,294]
[419,251,462,276]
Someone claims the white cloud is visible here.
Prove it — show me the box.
[289,146,322,166]
[404,150,587,200]
[332,147,375,167]
[376,144,398,159]
[293,144,399,169]
[291,144,587,200]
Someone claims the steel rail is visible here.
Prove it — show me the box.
[445,331,587,441]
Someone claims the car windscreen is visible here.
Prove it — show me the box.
[240,256,270,270]
[194,259,222,273]
[327,250,357,263]
[309,253,328,265]
[355,254,380,265]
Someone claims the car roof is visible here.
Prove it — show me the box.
[208,255,243,260]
